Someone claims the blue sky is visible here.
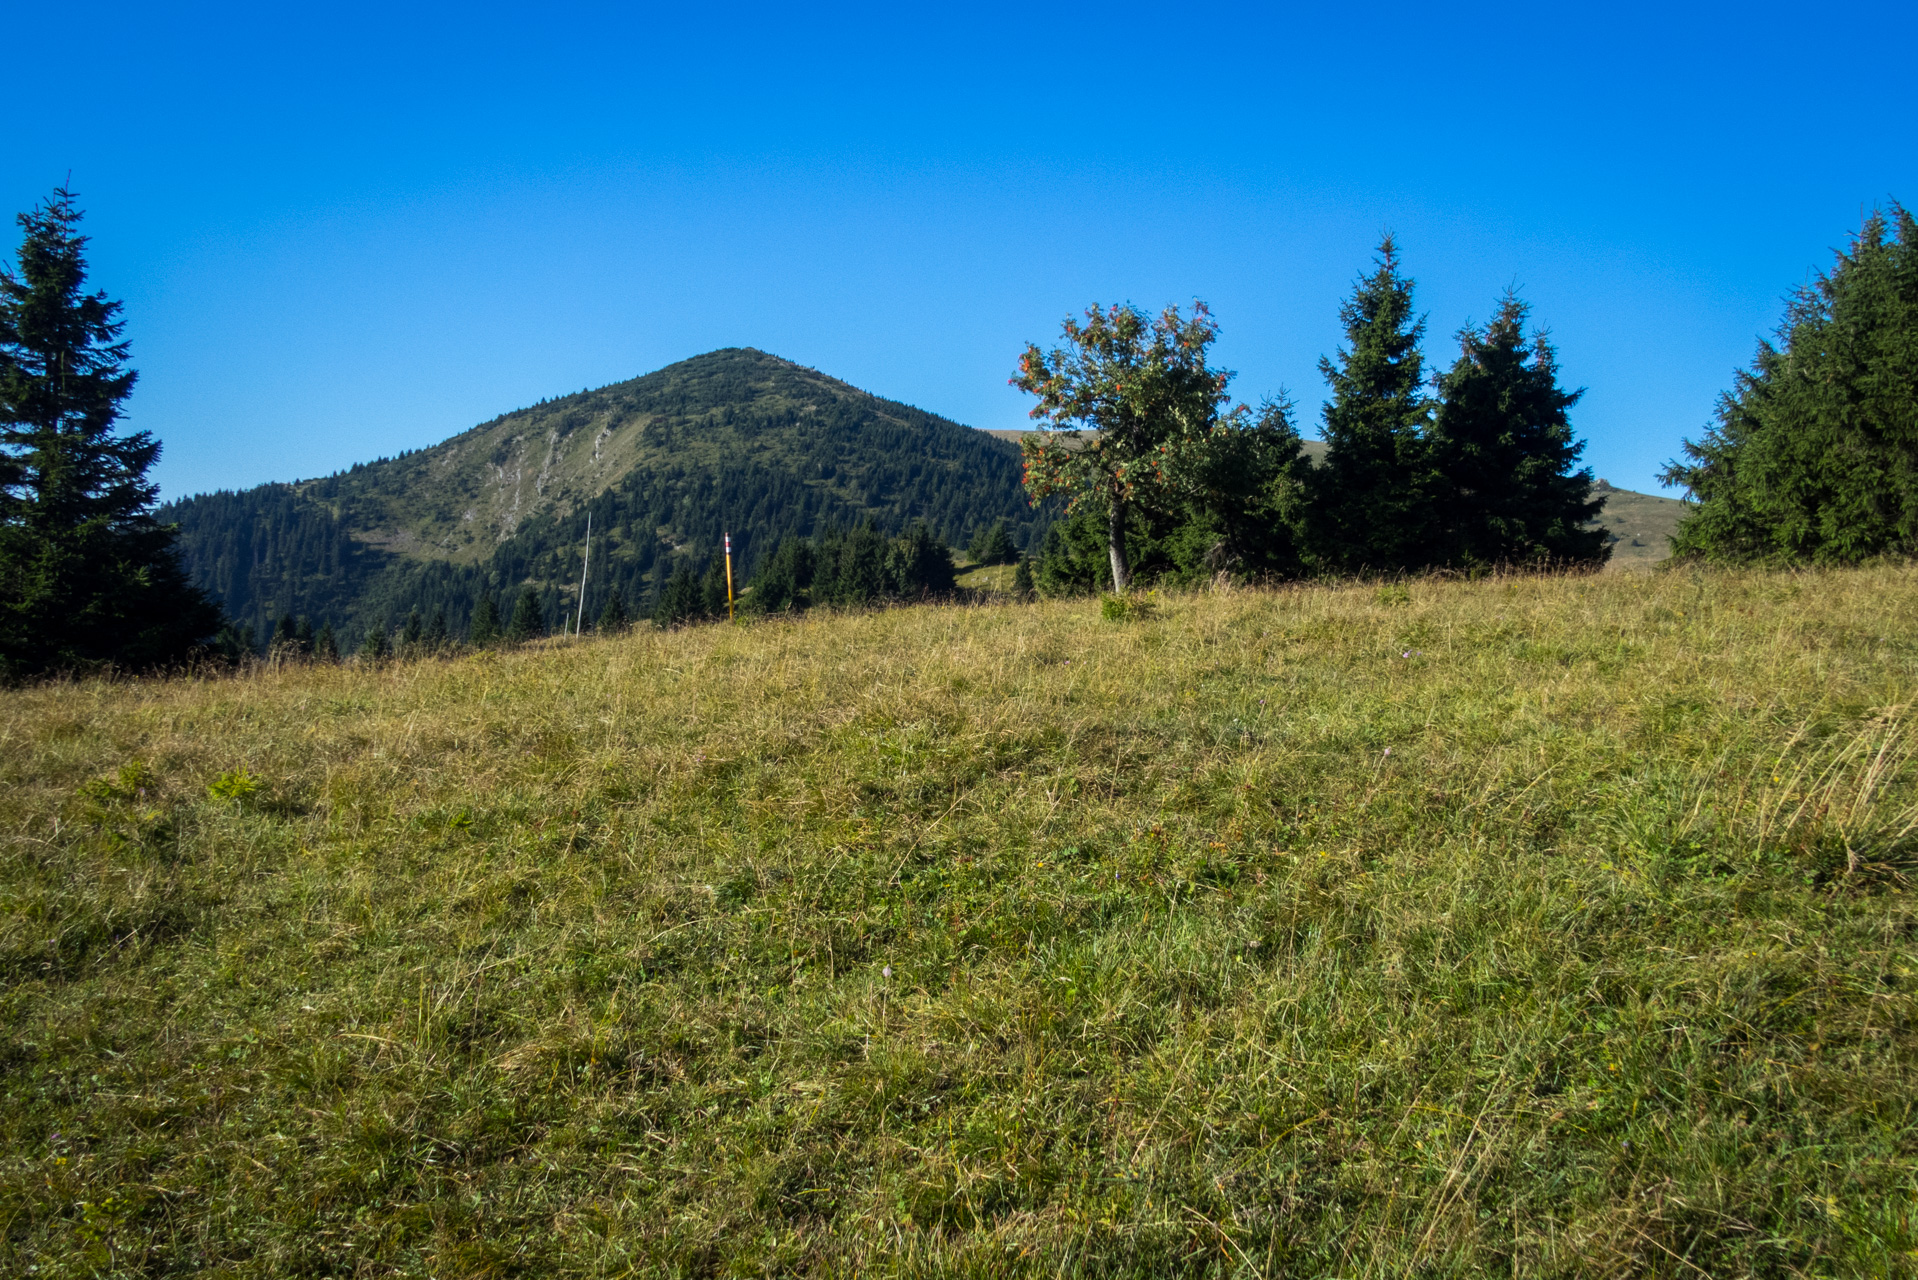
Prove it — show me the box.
[8,1,1913,500]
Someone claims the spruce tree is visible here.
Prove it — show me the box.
[0,187,220,677]
[1427,294,1607,566]
[652,564,703,627]
[747,538,813,612]
[1012,554,1036,598]
[887,521,956,597]
[1306,237,1434,573]
[271,613,298,653]
[358,625,389,661]
[424,607,448,649]
[469,595,502,646]
[400,607,424,651]
[214,622,257,664]
[506,587,543,642]
[596,586,629,632]
[1664,205,1918,563]
[971,519,1018,566]
[314,621,338,662]
[701,555,731,618]
[294,616,314,653]
[814,524,890,606]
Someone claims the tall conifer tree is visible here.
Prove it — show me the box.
[0,187,219,677]
[1664,205,1918,563]
[701,556,730,618]
[596,586,629,632]
[1427,294,1607,566]
[1306,237,1433,572]
[506,587,543,642]
[652,564,702,627]
[469,595,502,645]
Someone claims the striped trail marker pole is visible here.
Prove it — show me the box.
[724,533,735,622]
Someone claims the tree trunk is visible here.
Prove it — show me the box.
[1107,497,1131,594]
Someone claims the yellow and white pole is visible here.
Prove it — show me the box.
[724,532,735,622]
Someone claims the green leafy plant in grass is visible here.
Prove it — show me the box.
[73,760,178,855]
[77,759,155,806]
[1100,590,1156,621]
[206,767,262,806]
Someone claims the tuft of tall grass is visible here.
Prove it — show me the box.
[3,565,1917,1276]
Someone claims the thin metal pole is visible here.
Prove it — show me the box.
[575,511,591,636]
[724,532,734,622]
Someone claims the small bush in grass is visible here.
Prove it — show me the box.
[206,767,262,805]
[1100,591,1156,621]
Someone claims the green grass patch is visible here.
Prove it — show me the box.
[4,567,1918,1275]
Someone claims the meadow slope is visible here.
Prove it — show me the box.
[4,569,1918,1276]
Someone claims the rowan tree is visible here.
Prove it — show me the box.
[1013,303,1235,593]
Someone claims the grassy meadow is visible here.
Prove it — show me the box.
[5,568,1918,1276]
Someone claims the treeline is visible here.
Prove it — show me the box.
[1017,239,1607,595]
[174,470,1007,654]
[737,521,957,616]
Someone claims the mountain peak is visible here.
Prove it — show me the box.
[163,352,1042,638]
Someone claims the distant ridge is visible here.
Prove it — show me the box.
[162,349,1047,639]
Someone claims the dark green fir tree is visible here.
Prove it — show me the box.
[1427,294,1607,567]
[294,616,314,653]
[424,606,448,649]
[701,555,731,618]
[214,621,257,663]
[969,519,1018,566]
[653,563,703,627]
[0,187,221,678]
[314,621,338,662]
[887,520,957,597]
[747,538,815,613]
[271,613,299,653]
[469,594,502,645]
[1012,554,1036,598]
[400,607,424,650]
[358,625,389,661]
[816,523,890,606]
[1664,204,1918,563]
[506,587,544,642]
[596,585,629,632]
[1305,236,1434,573]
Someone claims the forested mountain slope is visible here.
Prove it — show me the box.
[161,349,1042,640]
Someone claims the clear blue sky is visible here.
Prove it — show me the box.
[9,1,1913,500]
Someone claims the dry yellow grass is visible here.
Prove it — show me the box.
[4,566,1917,1275]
